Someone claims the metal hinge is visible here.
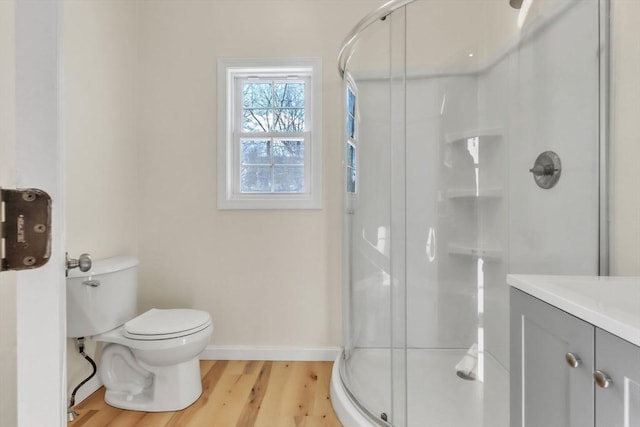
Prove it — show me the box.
[1,188,52,271]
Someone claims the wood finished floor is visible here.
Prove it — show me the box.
[70,360,342,427]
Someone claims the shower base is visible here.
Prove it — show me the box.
[331,348,509,427]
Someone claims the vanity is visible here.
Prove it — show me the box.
[509,275,640,427]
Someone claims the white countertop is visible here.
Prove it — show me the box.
[508,275,640,347]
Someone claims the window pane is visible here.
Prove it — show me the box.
[243,82,272,108]
[274,140,304,165]
[274,166,304,192]
[242,108,270,132]
[272,108,304,132]
[347,143,356,168]
[347,114,355,139]
[347,88,356,117]
[347,167,356,193]
[347,87,356,138]
[241,166,272,192]
[275,82,305,108]
[241,139,271,164]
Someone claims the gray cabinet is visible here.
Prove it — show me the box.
[511,288,640,427]
[595,328,640,427]
[510,288,594,427]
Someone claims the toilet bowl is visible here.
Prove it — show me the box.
[66,256,214,412]
[95,308,213,412]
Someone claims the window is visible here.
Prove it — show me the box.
[345,81,358,195]
[218,58,322,209]
[346,142,356,193]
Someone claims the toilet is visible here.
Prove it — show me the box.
[66,256,213,412]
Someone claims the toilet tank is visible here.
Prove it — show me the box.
[66,256,139,338]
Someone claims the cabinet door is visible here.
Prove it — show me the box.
[511,288,595,427]
[595,328,640,427]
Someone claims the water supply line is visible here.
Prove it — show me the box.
[67,337,97,422]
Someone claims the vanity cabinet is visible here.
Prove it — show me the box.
[510,288,594,427]
[511,287,640,427]
[595,328,640,426]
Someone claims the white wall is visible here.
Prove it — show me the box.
[611,0,640,276]
[63,0,139,396]
[64,1,139,261]
[135,1,380,350]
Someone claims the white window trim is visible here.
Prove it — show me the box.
[217,57,323,210]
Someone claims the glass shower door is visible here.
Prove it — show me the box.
[389,8,408,427]
[341,14,393,424]
[338,0,603,426]
[340,7,408,425]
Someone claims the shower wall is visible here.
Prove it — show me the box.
[504,1,600,276]
[342,2,603,424]
[349,0,601,371]
[406,75,481,350]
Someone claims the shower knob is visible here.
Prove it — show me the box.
[529,151,561,189]
[530,163,556,177]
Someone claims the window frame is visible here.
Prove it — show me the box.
[217,57,322,210]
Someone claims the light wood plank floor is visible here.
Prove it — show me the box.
[70,360,342,427]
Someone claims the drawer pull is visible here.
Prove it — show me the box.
[565,352,581,368]
[594,370,612,389]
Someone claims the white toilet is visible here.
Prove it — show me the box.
[66,256,213,412]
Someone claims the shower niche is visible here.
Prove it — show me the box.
[333,0,605,426]
[444,127,504,261]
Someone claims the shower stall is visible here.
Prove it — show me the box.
[331,0,608,426]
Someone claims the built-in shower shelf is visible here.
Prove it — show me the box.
[445,127,503,145]
[448,244,503,260]
[446,188,503,199]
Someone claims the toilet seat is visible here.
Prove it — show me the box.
[124,308,211,341]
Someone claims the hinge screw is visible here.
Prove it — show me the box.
[22,192,36,202]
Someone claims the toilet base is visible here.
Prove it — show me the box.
[104,357,202,412]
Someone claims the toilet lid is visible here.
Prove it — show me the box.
[124,308,211,340]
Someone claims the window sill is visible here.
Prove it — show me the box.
[217,193,322,210]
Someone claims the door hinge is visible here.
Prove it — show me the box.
[1,188,52,272]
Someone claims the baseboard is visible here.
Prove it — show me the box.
[200,345,342,361]
[70,374,103,407]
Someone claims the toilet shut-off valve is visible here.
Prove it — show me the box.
[66,252,92,276]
